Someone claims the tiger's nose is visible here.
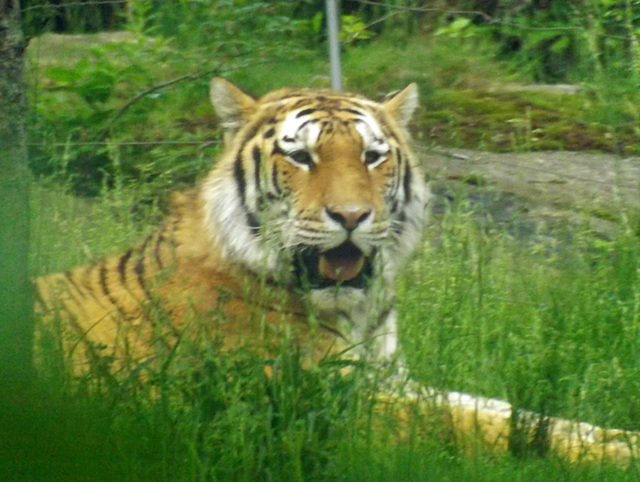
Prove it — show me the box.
[325,205,373,231]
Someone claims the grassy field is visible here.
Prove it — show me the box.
[14,4,640,479]
[22,178,640,481]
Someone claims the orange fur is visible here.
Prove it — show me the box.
[34,191,349,374]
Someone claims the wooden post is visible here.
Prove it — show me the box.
[0,0,33,391]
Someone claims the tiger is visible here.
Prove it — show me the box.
[33,78,640,463]
[34,77,430,376]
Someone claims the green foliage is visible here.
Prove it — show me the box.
[46,57,116,108]
[490,5,585,83]
[21,0,127,35]
[26,0,640,199]
[434,17,475,38]
[437,1,640,84]
[340,14,374,44]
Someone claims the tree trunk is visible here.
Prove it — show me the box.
[0,0,33,391]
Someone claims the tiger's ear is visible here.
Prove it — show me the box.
[381,83,419,127]
[210,77,257,137]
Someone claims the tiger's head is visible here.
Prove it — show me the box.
[203,78,429,315]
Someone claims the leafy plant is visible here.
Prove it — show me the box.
[340,14,374,45]
[46,51,118,110]
[434,17,475,38]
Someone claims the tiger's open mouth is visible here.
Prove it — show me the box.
[293,242,374,290]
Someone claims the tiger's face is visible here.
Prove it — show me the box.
[203,79,428,314]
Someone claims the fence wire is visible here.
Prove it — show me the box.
[24,137,640,197]
[21,0,129,12]
[20,0,640,198]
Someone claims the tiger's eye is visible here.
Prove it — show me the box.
[364,150,382,166]
[289,150,314,167]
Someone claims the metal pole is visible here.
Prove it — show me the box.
[325,0,342,90]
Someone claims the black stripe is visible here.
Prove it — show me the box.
[290,98,315,109]
[236,121,262,149]
[154,230,165,270]
[170,214,181,243]
[118,248,133,285]
[318,321,347,341]
[99,261,121,310]
[340,108,364,116]
[297,119,314,132]
[98,262,110,296]
[82,263,99,298]
[264,127,275,138]
[246,212,261,232]
[233,154,246,206]
[393,211,406,236]
[134,235,152,297]
[376,307,394,332]
[252,145,261,192]
[271,162,282,195]
[153,223,167,269]
[386,163,398,200]
[77,263,109,311]
[296,108,317,118]
[320,120,333,134]
[403,161,412,204]
[393,149,403,200]
[271,141,286,157]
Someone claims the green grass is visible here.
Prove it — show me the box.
[29,178,163,276]
[400,202,640,433]
[17,179,640,481]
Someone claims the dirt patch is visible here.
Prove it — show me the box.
[421,148,640,240]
